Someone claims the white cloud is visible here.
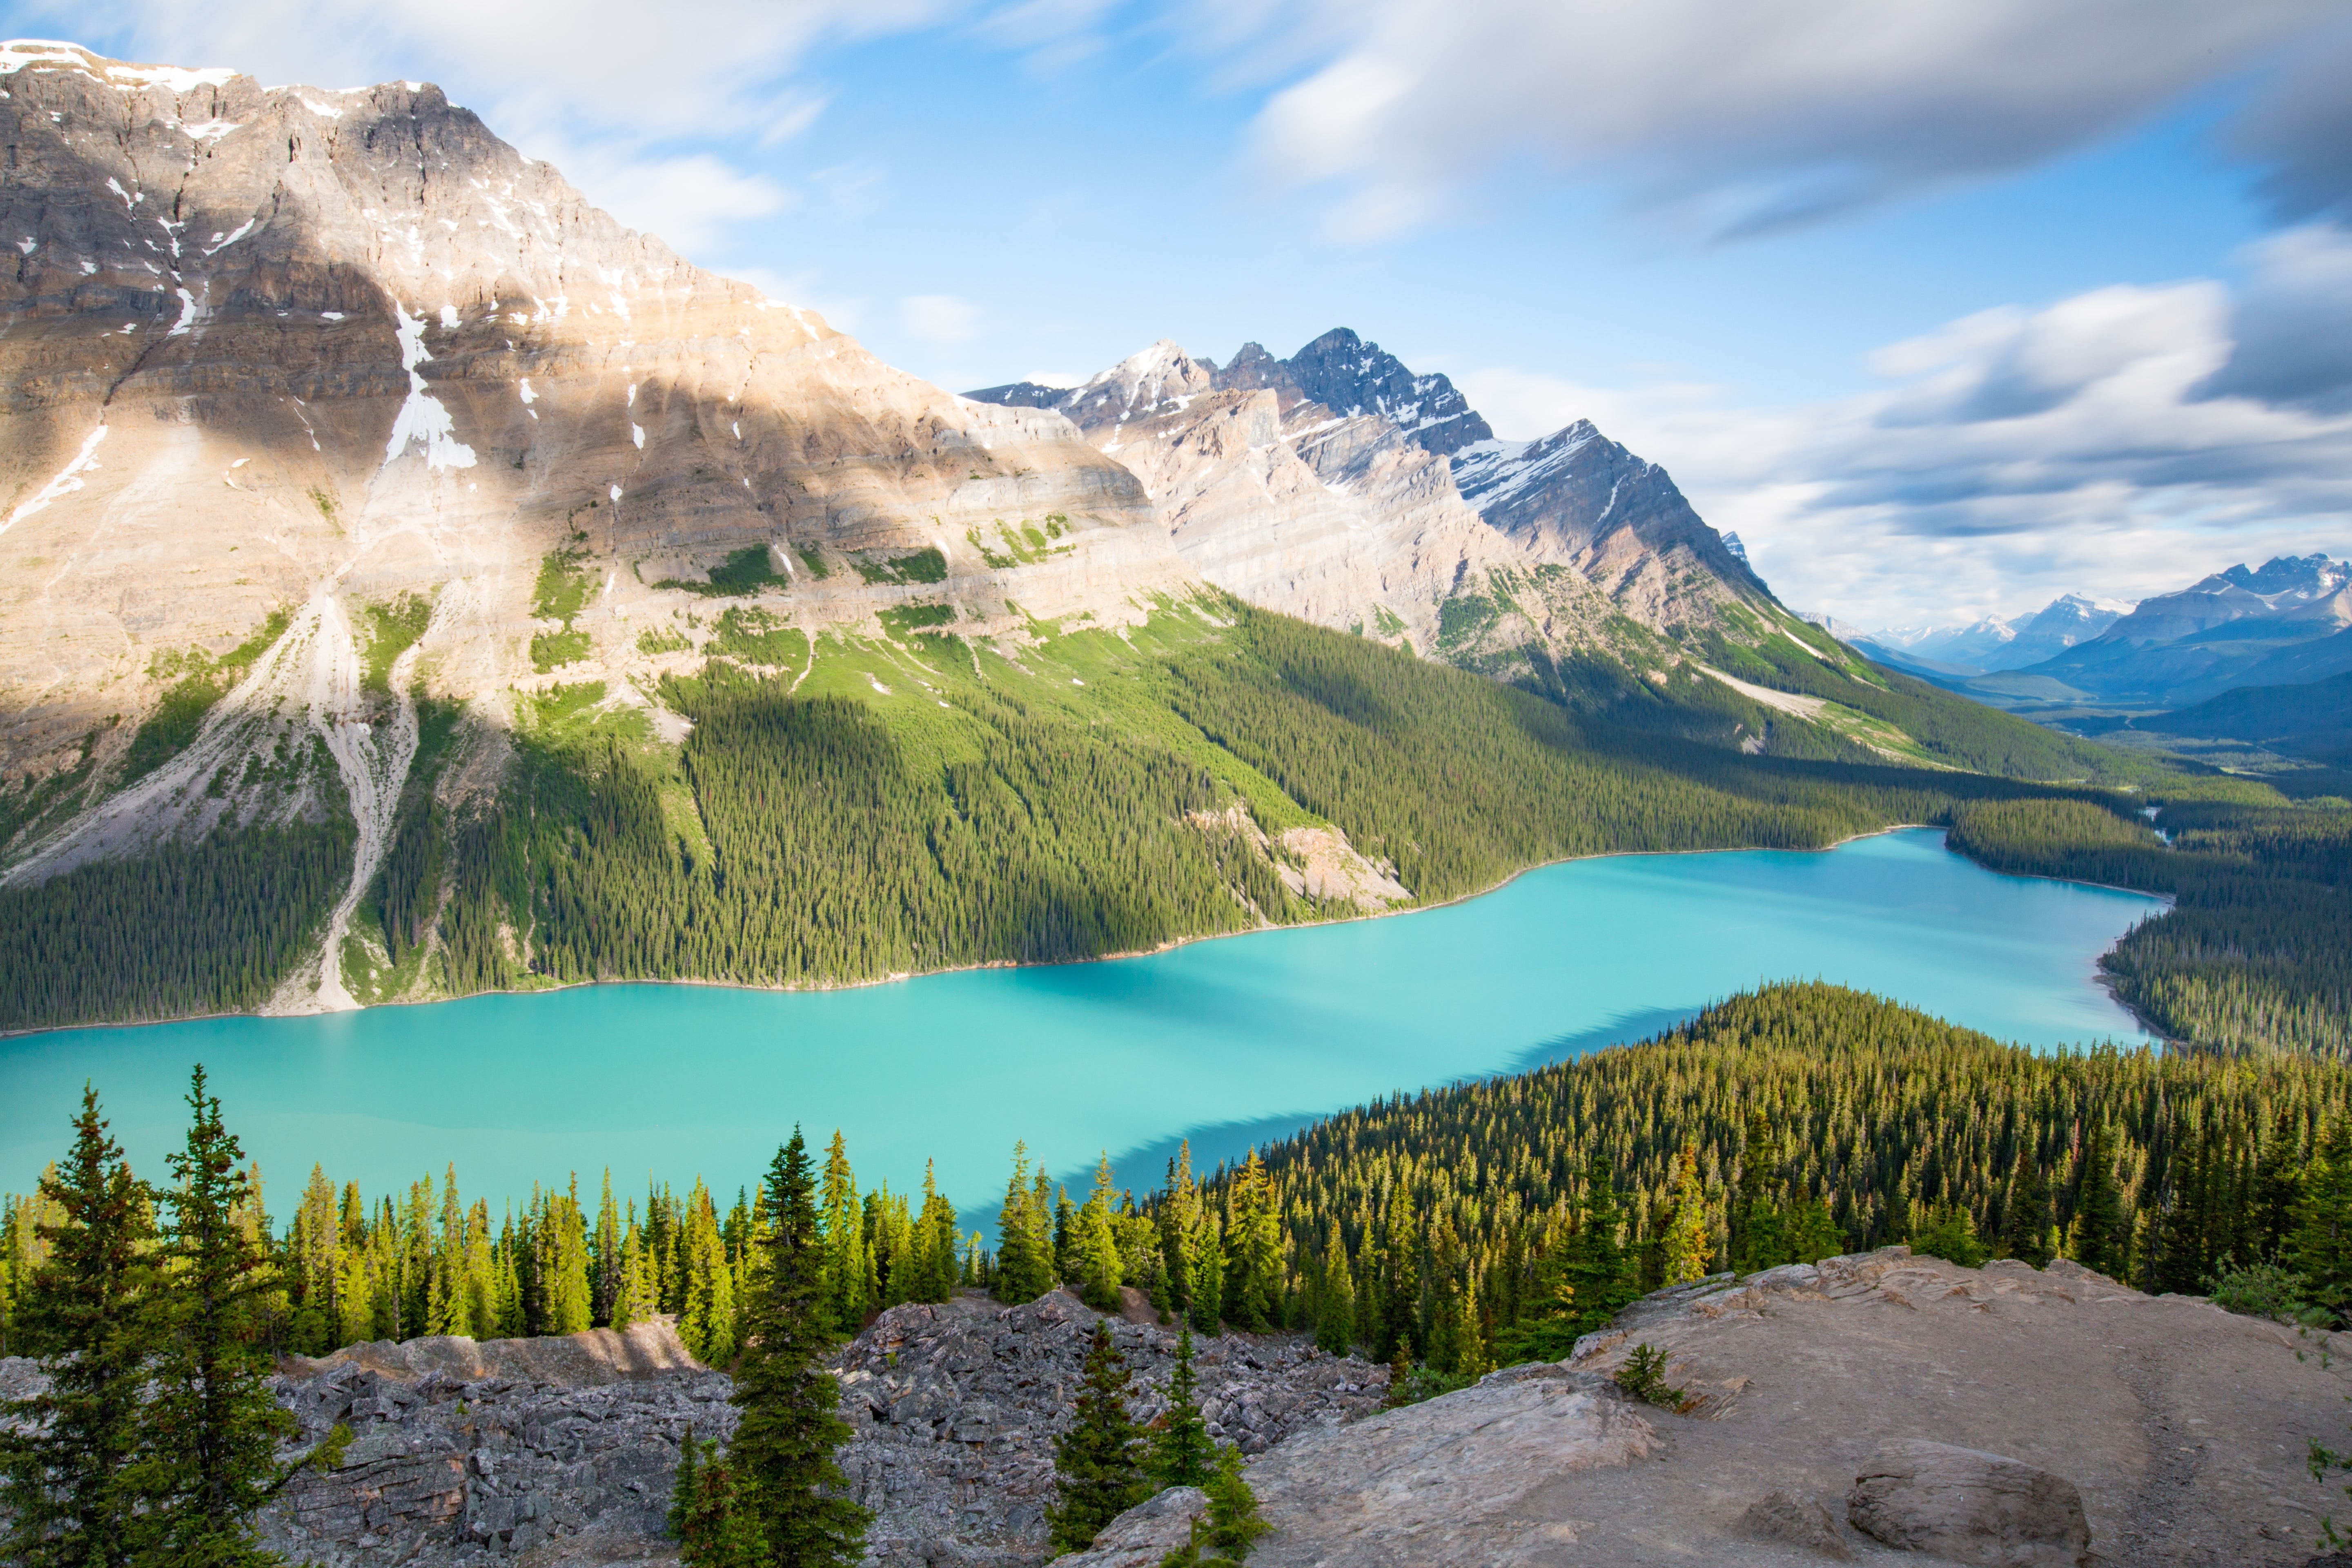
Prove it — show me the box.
[1465,236,2352,624]
[1235,0,2341,239]
[539,145,794,256]
[902,294,980,344]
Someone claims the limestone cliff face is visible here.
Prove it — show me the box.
[1063,342,1518,649]
[969,335,1762,666]
[0,41,1187,882]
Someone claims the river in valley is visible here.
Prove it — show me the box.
[0,829,2164,1214]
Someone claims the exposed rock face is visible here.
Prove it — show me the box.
[988,341,1518,652]
[1452,419,1770,630]
[0,40,1189,898]
[1216,328,1493,457]
[968,333,1784,671]
[0,1290,1382,1567]
[1067,1247,2346,1566]
[1846,1440,2091,1568]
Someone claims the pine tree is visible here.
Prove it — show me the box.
[995,1145,1053,1305]
[147,1067,345,1565]
[668,1427,766,1568]
[1046,1322,1149,1555]
[2295,1118,2352,1320]
[2000,1156,2053,1267]
[1149,1325,1213,1488]
[0,1086,159,1568]
[2070,1124,2129,1281]
[1077,1155,1124,1312]
[728,1130,870,1567]
[1314,1227,1354,1356]
[819,1131,868,1334]
[1223,1153,1281,1334]
[1659,1145,1713,1287]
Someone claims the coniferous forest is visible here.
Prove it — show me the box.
[0,601,2345,1059]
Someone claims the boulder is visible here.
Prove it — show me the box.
[1741,1489,1855,1559]
[1847,1441,2092,1567]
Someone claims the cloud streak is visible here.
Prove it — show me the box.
[1465,229,2352,623]
[1233,0,2344,240]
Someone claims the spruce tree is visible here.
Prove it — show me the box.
[1223,1154,1282,1333]
[1047,1322,1149,1555]
[1149,1325,1213,1488]
[995,1145,1053,1305]
[915,1162,958,1305]
[2069,1124,2129,1281]
[2295,1118,2352,1320]
[669,1427,766,1568]
[1158,1146,1198,1322]
[1158,1443,1272,1568]
[728,1130,870,1568]
[1077,1155,1124,1313]
[1659,1146,1713,1286]
[1731,1109,1786,1273]
[1314,1228,1354,1356]
[1188,1213,1224,1336]
[819,1131,868,1333]
[147,1067,344,1566]
[0,1086,158,1568]
[1374,1184,1419,1363]
[2000,1156,2053,1267]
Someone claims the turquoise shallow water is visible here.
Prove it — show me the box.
[1,829,2162,1213]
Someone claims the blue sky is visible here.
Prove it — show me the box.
[12,0,2352,625]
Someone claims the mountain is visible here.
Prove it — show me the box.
[2123,668,2352,763]
[1842,594,2131,677]
[1994,555,2352,704]
[971,332,1784,676]
[0,42,2149,1035]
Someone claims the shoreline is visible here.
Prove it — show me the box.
[1,822,2165,1042]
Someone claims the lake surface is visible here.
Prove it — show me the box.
[1,829,2163,1217]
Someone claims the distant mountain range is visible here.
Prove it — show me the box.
[1833,594,2132,677]
[1813,554,2352,760]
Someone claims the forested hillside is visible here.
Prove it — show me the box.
[0,600,2108,1033]
[2,596,2344,1056]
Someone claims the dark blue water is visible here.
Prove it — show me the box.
[0,829,2161,1214]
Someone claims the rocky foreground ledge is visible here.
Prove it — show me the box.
[4,1250,2345,1566]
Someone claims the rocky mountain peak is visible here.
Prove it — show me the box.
[1211,328,1494,456]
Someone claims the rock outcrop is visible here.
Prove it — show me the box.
[6,1255,2341,1566]
[0,1290,1381,1567]
[1071,1247,2352,1566]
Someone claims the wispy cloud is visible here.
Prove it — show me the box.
[903,293,981,343]
[1229,0,2343,241]
[1465,229,2352,623]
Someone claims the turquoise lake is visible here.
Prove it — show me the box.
[1,829,2163,1215]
